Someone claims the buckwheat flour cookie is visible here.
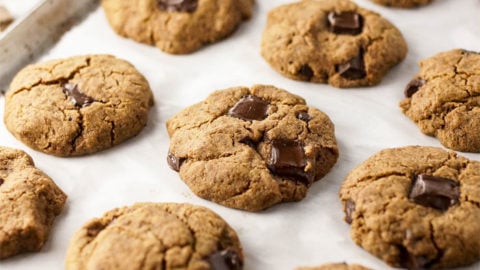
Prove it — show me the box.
[66,203,244,270]
[296,263,371,270]
[400,49,480,153]
[339,146,480,269]
[4,55,154,157]
[166,85,339,211]
[261,0,407,88]
[370,0,433,8]
[0,146,66,259]
[101,0,254,54]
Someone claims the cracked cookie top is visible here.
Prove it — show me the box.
[370,0,433,8]
[101,0,254,54]
[0,146,66,259]
[260,0,407,88]
[339,146,480,269]
[4,55,154,157]
[65,203,243,270]
[400,49,480,152]
[166,85,339,211]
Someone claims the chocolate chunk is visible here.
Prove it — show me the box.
[157,0,198,13]
[0,177,4,186]
[345,199,355,224]
[208,249,242,270]
[296,111,311,122]
[398,246,430,270]
[337,52,366,80]
[404,78,425,98]
[228,95,269,121]
[298,64,314,80]
[268,139,312,184]
[327,11,363,35]
[239,138,258,149]
[409,174,460,211]
[62,83,95,108]
[167,151,184,172]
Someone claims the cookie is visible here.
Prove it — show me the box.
[0,5,13,31]
[4,55,154,157]
[400,49,480,153]
[166,85,339,211]
[296,262,371,270]
[101,0,254,54]
[65,203,244,270]
[370,0,433,8]
[261,0,407,88]
[339,146,480,269]
[0,146,66,259]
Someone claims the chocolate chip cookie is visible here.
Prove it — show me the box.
[339,146,480,269]
[0,146,66,259]
[101,0,254,54]
[400,49,480,153]
[65,203,243,270]
[370,0,433,8]
[166,85,339,211]
[4,55,154,157]
[261,0,407,88]
[296,263,371,270]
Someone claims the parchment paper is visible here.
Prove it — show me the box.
[1,1,480,269]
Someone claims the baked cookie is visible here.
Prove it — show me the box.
[0,5,14,31]
[0,146,66,259]
[400,49,480,152]
[261,0,407,88]
[65,203,244,270]
[101,0,254,54]
[370,0,433,8]
[166,85,339,211]
[339,146,480,269]
[4,55,154,157]
[296,262,371,270]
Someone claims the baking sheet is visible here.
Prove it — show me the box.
[1,0,480,269]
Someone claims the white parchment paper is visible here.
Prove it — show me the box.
[1,0,480,269]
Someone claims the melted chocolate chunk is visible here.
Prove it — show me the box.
[296,111,311,122]
[208,249,242,270]
[337,52,366,80]
[398,246,430,270]
[157,0,198,13]
[404,78,425,98]
[268,139,312,184]
[345,199,355,224]
[228,95,269,121]
[327,11,363,35]
[409,174,460,211]
[298,64,314,80]
[62,83,95,108]
[167,151,184,172]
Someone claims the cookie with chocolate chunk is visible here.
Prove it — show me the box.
[0,146,66,259]
[166,85,338,211]
[400,49,480,152]
[296,262,371,270]
[371,0,433,8]
[65,203,244,270]
[4,55,154,157]
[101,0,254,54]
[261,0,407,88]
[339,146,480,269]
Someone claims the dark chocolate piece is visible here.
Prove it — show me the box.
[404,78,425,98]
[409,174,460,211]
[398,246,430,270]
[62,83,95,108]
[157,0,198,13]
[296,111,311,122]
[337,52,366,80]
[228,95,269,121]
[268,139,312,184]
[167,151,184,172]
[239,138,258,149]
[345,199,355,224]
[208,249,242,270]
[298,64,314,80]
[0,177,4,186]
[327,11,363,35]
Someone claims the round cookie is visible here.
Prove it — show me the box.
[4,55,154,157]
[0,146,66,259]
[296,263,371,270]
[400,49,480,153]
[339,146,480,269]
[101,0,254,54]
[65,203,244,270]
[166,85,339,211]
[261,0,407,88]
[370,0,433,8]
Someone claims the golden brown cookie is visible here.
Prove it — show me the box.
[370,0,433,8]
[339,146,480,269]
[0,146,66,259]
[101,0,254,54]
[296,262,371,270]
[4,55,154,157]
[261,0,407,88]
[166,85,339,211]
[65,203,244,270]
[400,49,480,153]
